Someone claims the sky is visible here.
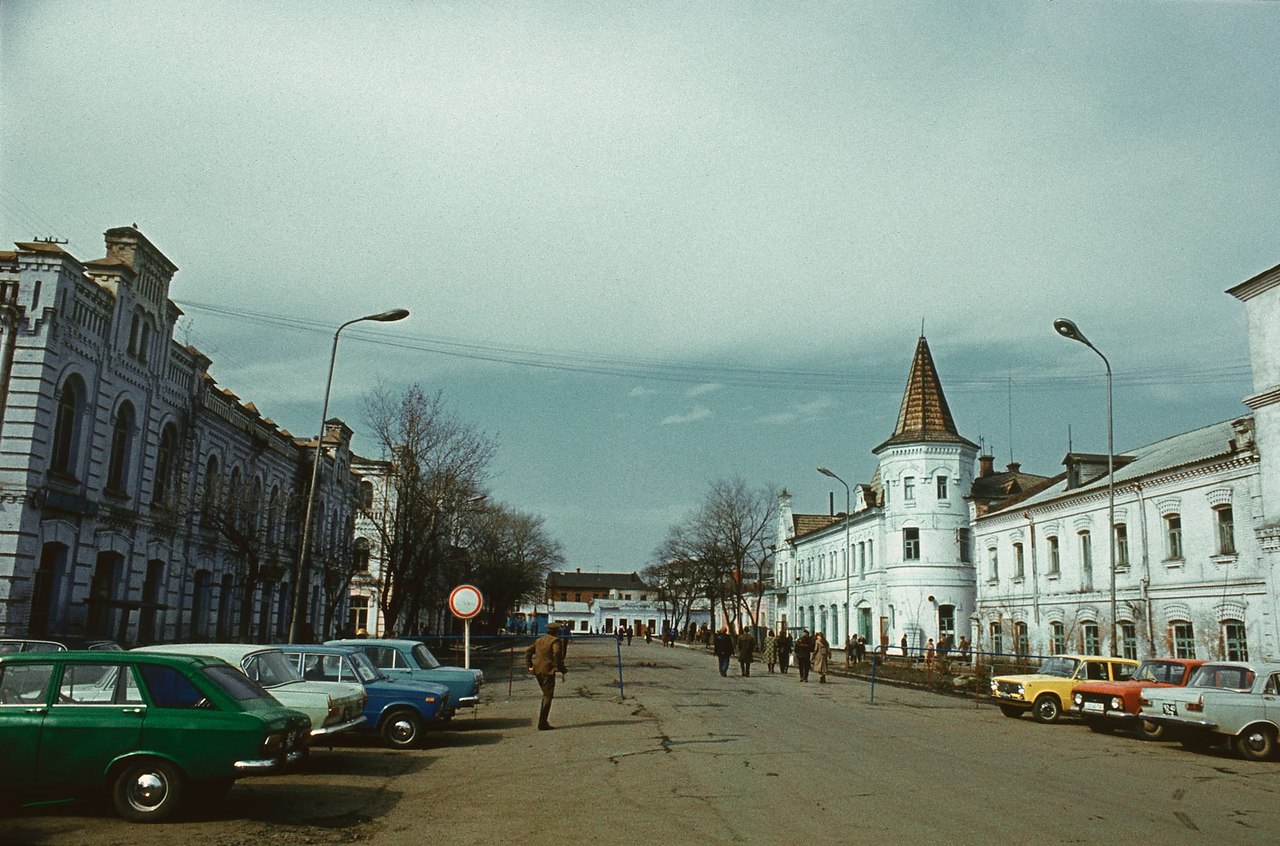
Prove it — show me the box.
[3,1,1278,572]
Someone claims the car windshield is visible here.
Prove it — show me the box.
[1035,657,1080,678]
[347,651,383,683]
[243,651,303,688]
[1133,661,1183,684]
[411,644,441,670]
[204,665,273,702]
[1188,664,1255,692]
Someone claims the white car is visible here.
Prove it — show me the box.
[135,643,366,739]
[1140,661,1280,761]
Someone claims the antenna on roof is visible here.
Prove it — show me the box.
[1067,424,1073,454]
[34,236,68,244]
[1007,376,1015,464]
[920,317,926,337]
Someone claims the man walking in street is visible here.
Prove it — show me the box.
[713,626,734,677]
[777,628,794,674]
[737,627,756,677]
[794,629,815,682]
[525,621,569,730]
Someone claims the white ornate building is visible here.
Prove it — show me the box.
[973,264,1280,661]
[0,227,361,643]
[775,338,1039,651]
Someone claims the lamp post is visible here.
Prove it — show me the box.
[289,308,410,644]
[1053,317,1117,657]
[818,466,851,651]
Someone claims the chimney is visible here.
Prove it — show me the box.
[829,492,835,516]
[1006,462,1021,475]
[979,455,995,478]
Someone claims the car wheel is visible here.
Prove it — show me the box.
[1135,719,1165,741]
[1086,720,1114,734]
[112,759,184,823]
[381,709,423,749]
[1235,726,1277,762]
[998,705,1022,718]
[1031,694,1061,724]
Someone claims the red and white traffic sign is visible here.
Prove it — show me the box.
[448,584,484,620]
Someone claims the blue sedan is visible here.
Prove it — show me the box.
[327,638,483,711]
[276,644,451,748]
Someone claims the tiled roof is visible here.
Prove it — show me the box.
[793,514,838,538]
[875,336,977,452]
[547,571,650,591]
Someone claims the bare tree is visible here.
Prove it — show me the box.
[462,505,565,634]
[362,384,495,636]
[657,478,777,634]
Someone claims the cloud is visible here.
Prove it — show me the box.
[686,382,724,398]
[661,406,713,425]
[757,395,837,425]
[628,386,658,398]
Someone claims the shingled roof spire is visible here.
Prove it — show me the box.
[874,335,977,453]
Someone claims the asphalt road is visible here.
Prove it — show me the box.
[5,637,1279,845]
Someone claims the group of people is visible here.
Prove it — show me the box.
[713,627,833,683]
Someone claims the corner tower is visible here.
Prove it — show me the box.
[871,336,978,651]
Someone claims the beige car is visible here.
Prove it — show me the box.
[991,654,1138,724]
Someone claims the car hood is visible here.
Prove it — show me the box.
[993,673,1075,685]
[370,676,450,699]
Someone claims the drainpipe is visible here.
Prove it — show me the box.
[1132,482,1154,652]
[1024,511,1039,626]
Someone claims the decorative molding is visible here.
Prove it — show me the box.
[1205,487,1233,508]
[1156,497,1181,517]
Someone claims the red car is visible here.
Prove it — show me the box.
[1072,658,1203,739]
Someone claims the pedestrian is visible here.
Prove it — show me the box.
[737,627,756,676]
[844,634,855,670]
[763,629,778,673]
[615,626,624,647]
[713,626,734,677]
[777,628,794,674]
[813,631,831,683]
[958,636,971,662]
[855,635,866,664]
[925,637,936,670]
[794,629,815,682]
[645,626,652,645]
[900,633,909,660]
[524,620,568,731]
[626,625,633,646]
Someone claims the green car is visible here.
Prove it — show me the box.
[0,650,310,822]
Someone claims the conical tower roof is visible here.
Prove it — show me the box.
[874,336,977,453]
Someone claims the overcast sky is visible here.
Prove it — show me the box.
[3,1,1278,571]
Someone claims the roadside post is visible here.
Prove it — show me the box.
[448,584,484,669]
[616,634,626,700]
[870,653,878,704]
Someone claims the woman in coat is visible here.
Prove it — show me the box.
[763,629,778,673]
[813,631,831,683]
[736,628,756,677]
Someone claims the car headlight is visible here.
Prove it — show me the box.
[990,680,999,693]
[1110,696,1123,710]
[1073,693,1083,706]
[1016,684,1024,696]
[261,732,284,754]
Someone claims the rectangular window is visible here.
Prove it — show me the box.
[1082,621,1101,656]
[1050,622,1066,655]
[957,528,972,563]
[1079,531,1093,591]
[1224,621,1248,661]
[1047,536,1060,575]
[936,476,948,500]
[903,528,920,561]
[1015,622,1029,657]
[1217,507,1236,556]
[1120,622,1138,660]
[1172,621,1195,659]
[989,622,1003,656]
[903,477,916,502]
[867,540,874,571]
[858,542,866,577]
[1165,514,1183,560]
[1013,543,1025,580]
[1115,523,1129,568]
[987,548,999,583]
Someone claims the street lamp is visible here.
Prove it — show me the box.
[289,308,410,643]
[1053,317,1117,657]
[818,466,851,651]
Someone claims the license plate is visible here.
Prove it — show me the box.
[1163,703,1178,715]
[1083,702,1105,713]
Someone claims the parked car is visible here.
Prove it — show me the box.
[0,636,123,654]
[327,638,483,711]
[1140,660,1280,760]
[991,654,1139,723]
[0,649,310,822]
[135,644,366,739]
[276,644,452,748]
[1072,658,1204,739]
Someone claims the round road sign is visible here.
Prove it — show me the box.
[449,584,484,620]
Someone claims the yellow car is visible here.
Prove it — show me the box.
[990,654,1138,723]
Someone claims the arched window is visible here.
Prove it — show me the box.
[153,423,178,506]
[50,376,83,476]
[138,320,151,363]
[106,401,135,492]
[201,455,220,522]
